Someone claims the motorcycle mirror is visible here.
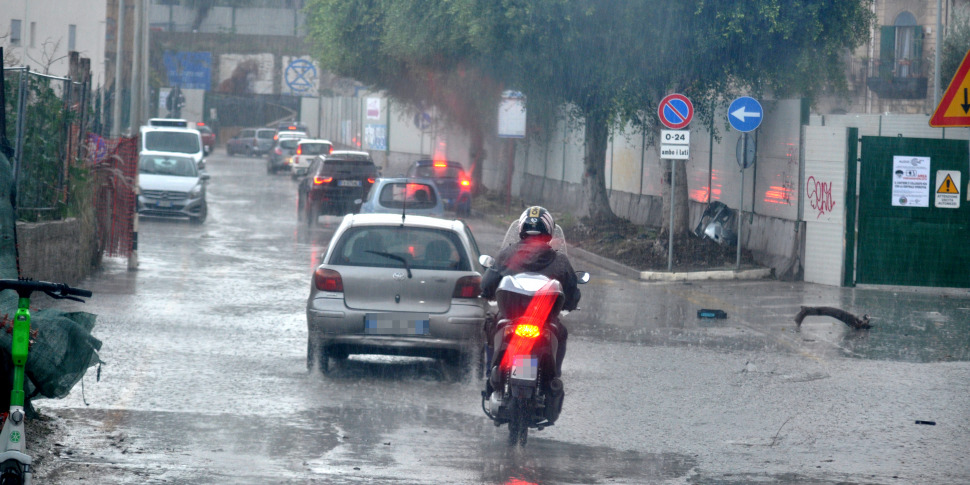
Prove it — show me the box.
[479,255,494,268]
[576,271,590,284]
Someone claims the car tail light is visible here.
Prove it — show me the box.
[434,161,447,168]
[460,178,471,189]
[314,268,343,292]
[453,275,480,298]
[367,177,375,184]
[513,322,542,339]
[296,145,303,155]
[313,176,333,185]
[328,146,334,154]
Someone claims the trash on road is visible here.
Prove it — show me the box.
[794,306,871,329]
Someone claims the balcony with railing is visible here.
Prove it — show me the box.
[866,24,928,99]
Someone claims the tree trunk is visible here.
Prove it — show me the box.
[659,149,690,235]
[469,127,485,197]
[582,112,616,221]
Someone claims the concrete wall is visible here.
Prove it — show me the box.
[16,218,98,285]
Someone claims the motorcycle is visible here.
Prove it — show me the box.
[478,222,589,446]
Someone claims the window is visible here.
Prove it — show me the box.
[68,24,76,52]
[879,12,923,79]
[29,22,35,48]
[10,19,21,46]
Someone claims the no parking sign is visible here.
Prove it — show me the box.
[657,94,693,130]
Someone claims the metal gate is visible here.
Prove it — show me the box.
[848,136,970,288]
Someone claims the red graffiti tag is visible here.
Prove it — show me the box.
[806,176,836,219]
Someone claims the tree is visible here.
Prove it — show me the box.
[941,5,970,86]
[305,0,874,230]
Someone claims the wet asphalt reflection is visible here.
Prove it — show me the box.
[32,153,970,484]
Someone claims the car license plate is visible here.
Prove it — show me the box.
[510,356,538,381]
[364,313,430,335]
[338,179,362,187]
[157,200,172,208]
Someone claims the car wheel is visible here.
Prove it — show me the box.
[189,201,207,224]
[306,202,318,226]
[307,338,330,374]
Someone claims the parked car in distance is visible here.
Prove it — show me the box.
[405,159,473,215]
[137,151,209,223]
[227,128,275,157]
[140,124,205,171]
[274,121,309,140]
[298,151,378,225]
[288,139,333,178]
[358,178,445,218]
[195,122,216,155]
[267,132,307,174]
[306,212,486,375]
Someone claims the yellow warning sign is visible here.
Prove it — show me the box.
[935,170,961,209]
[930,49,970,127]
[938,174,959,194]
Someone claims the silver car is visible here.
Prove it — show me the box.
[137,151,209,223]
[306,213,487,375]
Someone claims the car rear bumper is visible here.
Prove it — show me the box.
[307,298,486,354]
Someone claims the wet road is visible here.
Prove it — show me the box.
[33,153,970,484]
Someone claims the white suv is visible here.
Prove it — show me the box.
[140,124,205,171]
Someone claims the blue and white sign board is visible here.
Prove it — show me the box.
[365,124,387,150]
[283,57,319,95]
[163,51,212,91]
[728,96,763,132]
[498,91,526,138]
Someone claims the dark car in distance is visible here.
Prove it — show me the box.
[405,159,472,215]
[298,151,378,225]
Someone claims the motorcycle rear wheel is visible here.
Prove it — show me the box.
[507,398,529,446]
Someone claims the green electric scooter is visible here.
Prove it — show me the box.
[0,279,91,485]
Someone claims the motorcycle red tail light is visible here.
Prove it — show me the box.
[452,275,481,298]
[513,323,541,338]
[314,268,343,292]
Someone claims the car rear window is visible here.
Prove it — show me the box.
[300,142,332,155]
[257,130,274,139]
[378,182,438,209]
[323,159,377,176]
[144,131,201,154]
[411,165,462,179]
[280,139,300,149]
[330,227,468,271]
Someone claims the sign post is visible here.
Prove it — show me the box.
[728,96,764,269]
[658,94,694,271]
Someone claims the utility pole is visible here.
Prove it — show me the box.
[111,0,126,137]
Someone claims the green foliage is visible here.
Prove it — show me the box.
[942,6,970,86]
[3,73,88,222]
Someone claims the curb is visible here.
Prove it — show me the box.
[568,245,771,282]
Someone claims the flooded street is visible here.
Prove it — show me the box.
[31,153,970,484]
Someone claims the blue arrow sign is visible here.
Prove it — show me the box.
[728,96,763,132]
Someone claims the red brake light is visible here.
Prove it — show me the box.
[460,179,471,187]
[296,145,302,155]
[288,125,297,130]
[453,275,481,298]
[367,177,375,184]
[513,322,542,339]
[434,162,447,168]
[328,146,334,154]
[314,268,343,292]
[313,176,333,185]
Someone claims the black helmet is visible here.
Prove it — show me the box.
[518,206,554,239]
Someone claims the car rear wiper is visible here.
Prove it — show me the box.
[365,250,412,279]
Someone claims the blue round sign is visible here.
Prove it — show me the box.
[285,59,318,93]
[728,96,763,132]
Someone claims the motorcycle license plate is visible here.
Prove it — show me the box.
[510,356,538,381]
[364,313,430,335]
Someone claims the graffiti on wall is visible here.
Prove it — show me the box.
[806,176,837,219]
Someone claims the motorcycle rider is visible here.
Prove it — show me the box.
[480,206,581,383]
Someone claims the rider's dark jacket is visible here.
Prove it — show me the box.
[480,237,581,311]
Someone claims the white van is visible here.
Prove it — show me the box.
[140,124,205,170]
